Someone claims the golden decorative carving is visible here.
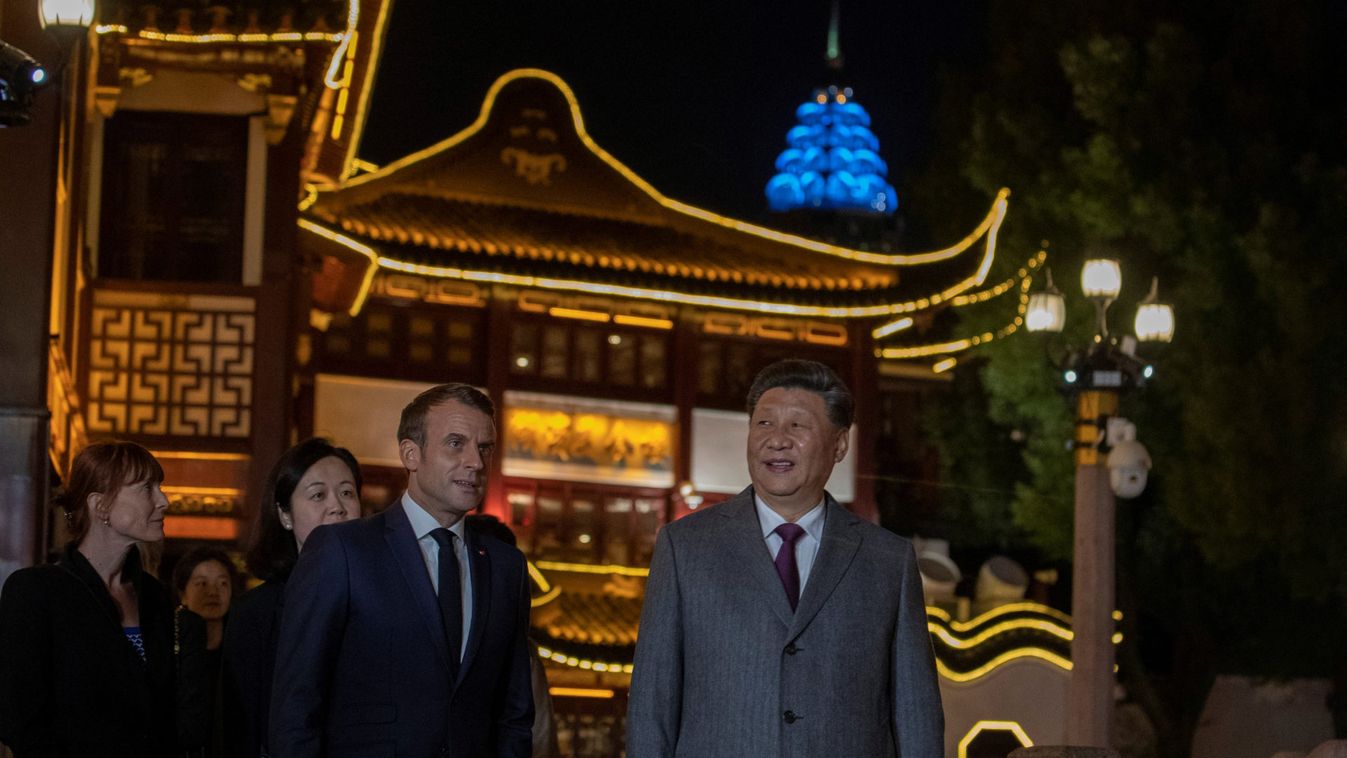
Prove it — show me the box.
[500,147,567,186]
[236,73,272,93]
[505,408,673,473]
[266,94,298,145]
[86,288,256,439]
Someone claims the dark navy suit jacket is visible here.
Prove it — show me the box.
[268,502,533,758]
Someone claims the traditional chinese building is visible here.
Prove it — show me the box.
[3,0,1076,751]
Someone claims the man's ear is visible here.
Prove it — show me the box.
[833,427,850,463]
[399,439,420,472]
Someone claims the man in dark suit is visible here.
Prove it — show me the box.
[270,383,533,758]
[628,359,943,757]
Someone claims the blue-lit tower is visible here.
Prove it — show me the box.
[765,2,899,227]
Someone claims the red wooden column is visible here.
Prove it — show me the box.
[848,322,879,523]
[482,286,513,522]
[670,308,698,521]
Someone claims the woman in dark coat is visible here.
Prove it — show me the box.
[223,438,360,758]
[0,441,176,758]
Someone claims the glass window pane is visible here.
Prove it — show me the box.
[609,333,635,386]
[573,328,602,383]
[511,324,538,375]
[542,326,569,379]
[640,336,666,389]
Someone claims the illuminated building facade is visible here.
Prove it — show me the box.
[6,0,1077,751]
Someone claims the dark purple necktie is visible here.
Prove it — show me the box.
[772,523,806,611]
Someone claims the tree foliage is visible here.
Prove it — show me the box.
[909,0,1347,746]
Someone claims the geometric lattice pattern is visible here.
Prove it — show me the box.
[86,289,254,438]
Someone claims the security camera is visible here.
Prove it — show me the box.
[0,40,48,128]
[1107,438,1151,499]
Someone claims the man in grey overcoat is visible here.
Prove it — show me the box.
[627,359,944,757]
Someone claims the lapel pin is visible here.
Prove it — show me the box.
[478,548,487,556]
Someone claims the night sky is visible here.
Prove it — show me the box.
[359,0,983,225]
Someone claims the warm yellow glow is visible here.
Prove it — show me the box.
[324,1,361,89]
[325,69,1008,268]
[877,266,1039,359]
[549,306,610,323]
[536,645,633,674]
[41,0,95,28]
[871,317,914,339]
[372,255,994,319]
[96,26,343,43]
[530,586,561,608]
[297,218,379,316]
[330,0,394,180]
[299,183,320,212]
[150,451,250,462]
[163,516,239,541]
[931,358,957,374]
[613,314,674,330]
[926,601,1073,632]
[1112,610,1123,621]
[1081,259,1122,299]
[1026,291,1066,333]
[1112,631,1124,644]
[1135,302,1174,343]
[937,647,1073,683]
[351,158,381,174]
[526,561,552,593]
[534,560,650,578]
[549,687,615,699]
[928,617,1072,650]
[161,486,243,497]
[958,721,1033,757]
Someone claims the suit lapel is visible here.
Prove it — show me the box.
[383,503,452,675]
[723,489,795,629]
[456,529,492,688]
[787,498,862,641]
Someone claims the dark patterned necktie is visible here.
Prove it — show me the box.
[429,528,462,675]
[772,523,806,611]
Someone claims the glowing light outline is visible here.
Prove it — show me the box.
[877,263,1040,359]
[325,68,1009,267]
[927,601,1073,632]
[957,720,1033,757]
[338,0,395,181]
[298,218,379,316]
[937,647,1073,682]
[928,618,1073,650]
[323,1,361,89]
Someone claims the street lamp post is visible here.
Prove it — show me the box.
[1026,258,1174,747]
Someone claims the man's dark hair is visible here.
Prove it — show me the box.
[246,438,362,582]
[745,359,854,429]
[397,383,495,448]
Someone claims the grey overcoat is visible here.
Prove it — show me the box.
[627,488,944,757]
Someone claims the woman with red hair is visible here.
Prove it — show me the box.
[0,441,177,757]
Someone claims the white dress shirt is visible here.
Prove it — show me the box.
[401,492,473,658]
[754,494,826,595]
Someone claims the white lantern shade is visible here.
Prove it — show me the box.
[1134,302,1175,342]
[40,0,96,28]
[1025,290,1066,333]
[1081,259,1122,299]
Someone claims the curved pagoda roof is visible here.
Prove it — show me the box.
[300,68,1011,319]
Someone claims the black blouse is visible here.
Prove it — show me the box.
[0,544,178,758]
